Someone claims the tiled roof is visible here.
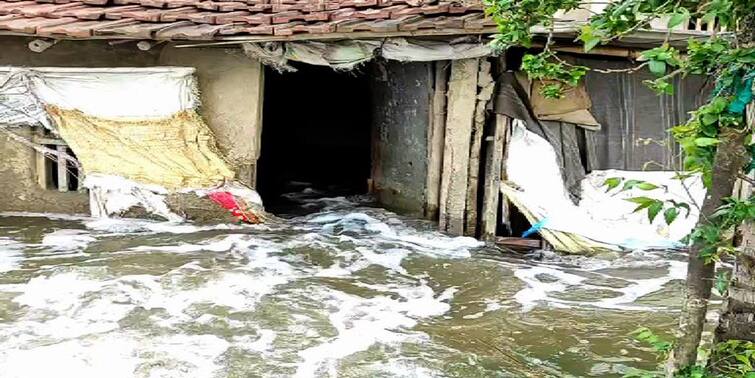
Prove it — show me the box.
[0,0,494,40]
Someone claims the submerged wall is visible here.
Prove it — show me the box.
[0,36,263,213]
[370,60,433,216]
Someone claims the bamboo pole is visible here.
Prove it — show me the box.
[480,114,510,241]
[464,59,495,236]
[425,61,449,220]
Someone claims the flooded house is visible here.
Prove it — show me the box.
[0,0,715,251]
[0,1,741,377]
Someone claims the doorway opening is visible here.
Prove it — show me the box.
[257,63,372,214]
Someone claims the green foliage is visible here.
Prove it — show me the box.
[632,327,673,356]
[520,52,588,98]
[711,340,755,377]
[624,329,755,377]
[688,195,755,263]
[714,271,729,296]
[485,0,580,49]
[602,177,690,224]
[670,95,746,187]
[641,45,682,77]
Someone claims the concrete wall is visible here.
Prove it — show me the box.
[0,36,263,213]
[370,60,433,216]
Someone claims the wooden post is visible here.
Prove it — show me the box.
[34,128,47,190]
[56,145,68,192]
[425,61,449,220]
[500,117,512,234]
[439,58,478,235]
[480,114,510,241]
[464,59,495,236]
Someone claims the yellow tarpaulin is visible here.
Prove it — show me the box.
[48,106,234,190]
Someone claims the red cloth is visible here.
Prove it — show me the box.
[208,191,260,224]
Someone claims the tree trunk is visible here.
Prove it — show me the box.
[666,127,750,374]
[713,98,755,345]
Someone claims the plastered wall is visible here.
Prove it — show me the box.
[370,60,433,216]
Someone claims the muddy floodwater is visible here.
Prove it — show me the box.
[0,192,687,377]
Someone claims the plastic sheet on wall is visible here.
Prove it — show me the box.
[503,120,705,254]
[49,106,235,190]
[241,38,491,71]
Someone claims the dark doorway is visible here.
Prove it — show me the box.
[257,63,372,213]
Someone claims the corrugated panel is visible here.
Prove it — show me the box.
[577,56,710,171]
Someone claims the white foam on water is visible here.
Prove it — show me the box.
[233,328,277,354]
[1,331,231,378]
[0,197,687,377]
[41,229,96,251]
[462,311,485,319]
[84,217,249,234]
[294,282,455,378]
[514,266,586,312]
[513,254,687,311]
[483,299,504,312]
[1,335,139,378]
[0,238,24,273]
[307,211,481,259]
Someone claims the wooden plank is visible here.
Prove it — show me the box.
[583,128,600,172]
[464,59,494,236]
[495,236,542,250]
[34,128,47,190]
[172,27,499,47]
[499,116,512,233]
[424,60,448,220]
[438,58,478,235]
[32,135,68,146]
[480,114,509,241]
[56,144,68,192]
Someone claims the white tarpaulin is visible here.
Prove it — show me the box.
[380,38,491,61]
[241,38,492,71]
[0,66,198,121]
[503,120,706,253]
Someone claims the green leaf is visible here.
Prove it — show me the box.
[621,180,659,191]
[694,137,719,147]
[714,271,729,296]
[584,37,601,52]
[636,182,659,190]
[667,10,689,29]
[603,177,622,192]
[701,113,718,126]
[621,179,644,191]
[663,207,679,225]
[670,201,692,217]
[626,196,655,206]
[648,60,666,76]
[648,201,663,223]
